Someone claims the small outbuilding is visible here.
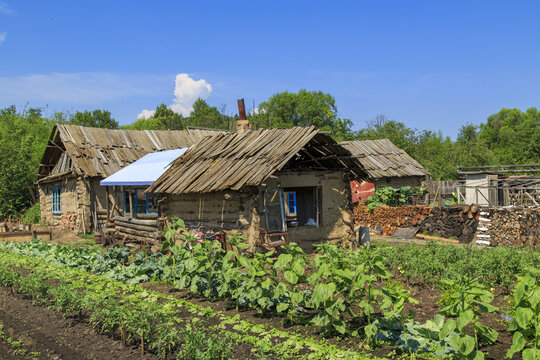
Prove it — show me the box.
[147,126,368,250]
[37,124,226,233]
[339,139,429,202]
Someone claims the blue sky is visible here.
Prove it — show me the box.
[1,1,539,137]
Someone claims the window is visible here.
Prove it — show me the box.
[52,187,61,214]
[284,187,321,227]
[286,192,297,215]
[264,188,286,232]
[124,188,158,215]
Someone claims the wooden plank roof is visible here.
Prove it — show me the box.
[38,124,228,180]
[339,139,429,179]
[148,126,368,194]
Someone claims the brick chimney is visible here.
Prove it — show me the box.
[236,98,251,134]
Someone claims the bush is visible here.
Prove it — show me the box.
[21,203,41,224]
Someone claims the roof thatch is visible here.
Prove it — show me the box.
[339,139,429,179]
[148,126,368,194]
[38,124,227,181]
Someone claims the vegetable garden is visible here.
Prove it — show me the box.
[0,218,539,359]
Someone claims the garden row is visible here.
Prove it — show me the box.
[0,248,375,359]
[1,219,540,358]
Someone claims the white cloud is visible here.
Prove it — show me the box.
[0,2,15,15]
[136,73,213,118]
[168,73,213,116]
[137,109,155,119]
[0,72,170,104]
[0,32,6,45]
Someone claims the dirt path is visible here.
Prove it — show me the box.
[0,287,157,360]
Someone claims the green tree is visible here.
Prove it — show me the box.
[454,123,493,167]
[250,90,356,140]
[185,98,231,130]
[0,106,53,216]
[120,117,166,130]
[478,108,540,164]
[357,115,419,156]
[153,104,185,130]
[67,109,119,129]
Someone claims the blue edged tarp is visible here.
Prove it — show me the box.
[100,148,187,186]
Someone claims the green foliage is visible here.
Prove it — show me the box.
[250,89,356,141]
[67,109,119,129]
[0,106,53,216]
[364,186,414,211]
[185,98,232,130]
[176,323,233,360]
[437,276,499,359]
[506,268,540,359]
[121,116,167,130]
[21,202,41,224]
[479,107,540,164]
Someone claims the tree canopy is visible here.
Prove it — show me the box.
[1,95,539,216]
[66,109,119,129]
[0,106,53,216]
[249,90,356,140]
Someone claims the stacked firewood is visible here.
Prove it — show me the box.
[113,216,164,247]
[418,204,479,243]
[353,204,480,243]
[353,205,432,236]
[484,208,540,247]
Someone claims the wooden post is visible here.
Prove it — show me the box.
[106,186,110,225]
[129,187,134,219]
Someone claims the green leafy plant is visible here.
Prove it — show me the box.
[438,276,499,359]
[506,268,540,359]
[365,186,414,211]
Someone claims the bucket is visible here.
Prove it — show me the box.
[358,227,370,247]
[94,232,103,244]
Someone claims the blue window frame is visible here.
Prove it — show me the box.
[124,188,158,215]
[287,192,297,215]
[52,187,61,214]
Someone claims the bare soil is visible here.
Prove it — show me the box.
[0,286,156,360]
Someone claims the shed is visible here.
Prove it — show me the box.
[147,126,368,250]
[339,139,429,201]
[36,124,227,233]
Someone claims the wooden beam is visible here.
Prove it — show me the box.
[128,187,134,219]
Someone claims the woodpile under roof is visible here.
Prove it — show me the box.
[339,139,429,179]
[148,126,368,194]
[38,124,227,180]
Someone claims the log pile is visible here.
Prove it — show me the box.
[113,216,164,247]
[418,204,479,243]
[483,208,540,247]
[353,205,432,236]
[353,204,480,243]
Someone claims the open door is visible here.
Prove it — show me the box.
[264,188,287,232]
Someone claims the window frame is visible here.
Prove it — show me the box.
[124,187,159,215]
[51,186,61,215]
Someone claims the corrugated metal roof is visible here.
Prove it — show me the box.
[38,124,227,180]
[148,126,368,194]
[100,148,188,186]
[339,139,429,179]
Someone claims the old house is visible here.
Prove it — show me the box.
[147,126,368,250]
[37,124,225,233]
[339,139,429,202]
